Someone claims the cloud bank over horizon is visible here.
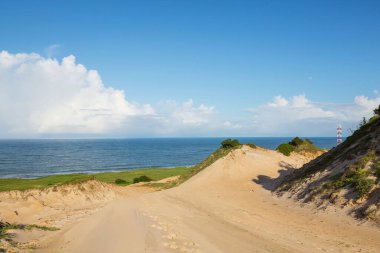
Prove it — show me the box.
[247,94,380,136]
[0,51,378,138]
[0,51,215,137]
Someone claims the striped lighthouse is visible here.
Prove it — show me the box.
[337,124,343,145]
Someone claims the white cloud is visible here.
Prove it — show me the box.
[1,51,378,138]
[247,94,380,136]
[170,99,215,125]
[223,121,242,129]
[0,51,215,137]
[268,95,289,107]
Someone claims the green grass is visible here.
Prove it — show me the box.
[0,167,190,192]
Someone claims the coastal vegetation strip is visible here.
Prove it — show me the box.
[0,139,248,192]
[0,167,190,192]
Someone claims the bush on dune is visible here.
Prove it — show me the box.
[221,139,241,149]
[114,178,128,185]
[289,137,303,146]
[276,137,321,156]
[133,175,152,184]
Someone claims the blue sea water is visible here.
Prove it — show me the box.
[0,137,338,178]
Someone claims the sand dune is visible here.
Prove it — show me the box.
[29,146,379,253]
[2,146,380,253]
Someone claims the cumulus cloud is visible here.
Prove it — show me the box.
[247,94,380,136]
[160,99,214,125]
[0,51,214,137]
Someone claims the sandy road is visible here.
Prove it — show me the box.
[40,146,380,253]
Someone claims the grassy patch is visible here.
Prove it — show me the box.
[0,167,190,192]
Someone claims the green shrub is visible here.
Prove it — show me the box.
[133,175,152,184]
[114,178,127,185]
[277,143,295,156]
[353,177,374,197]
[289,137,303,146]
[221,139,241,149]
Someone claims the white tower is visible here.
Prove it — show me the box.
[337,124,343,145]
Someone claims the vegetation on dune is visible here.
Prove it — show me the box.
[0,138,247,192]
[322,151,379,198]
[276,137,321,156]
[0,221,59,239]
[0,136,262,193]
[279,117,380,191]
[221,138,241,148]
[277,143,295,156]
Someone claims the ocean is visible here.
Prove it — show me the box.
[0,137,338,178]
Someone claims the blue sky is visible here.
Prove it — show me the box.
[0,1,379,137]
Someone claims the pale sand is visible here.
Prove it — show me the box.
[4,146,380,252]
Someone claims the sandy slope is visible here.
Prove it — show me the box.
[32,146,380,253]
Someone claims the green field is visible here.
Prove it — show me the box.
[0,167,190,192]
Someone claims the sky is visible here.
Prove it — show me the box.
[0,0,379,138]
